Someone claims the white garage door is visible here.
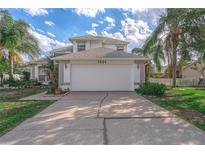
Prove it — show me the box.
[71,65,135,91]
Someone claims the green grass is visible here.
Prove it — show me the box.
[0,100,53,135]
[0,87,48,101]
[143,87,205,131]
[0,88,53,135]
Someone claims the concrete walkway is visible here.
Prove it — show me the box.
[1,92,205,144]
[20,92,65,101]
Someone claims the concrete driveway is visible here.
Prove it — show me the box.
[1,92,205,144]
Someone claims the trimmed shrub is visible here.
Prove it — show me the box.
[3,78,42,87]
[135,82,166,96]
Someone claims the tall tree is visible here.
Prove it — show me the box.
[0,10,40,78]
[143,8,205,87]
[43,56,58,87]
[132,48,144,55]
[0,57,9,86]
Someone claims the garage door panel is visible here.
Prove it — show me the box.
[71,65,134,91]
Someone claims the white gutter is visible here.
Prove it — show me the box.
[52,57,149,61]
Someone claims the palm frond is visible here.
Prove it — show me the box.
[17,34,40,58]
[132,48,143,55]
[143,18,166,55]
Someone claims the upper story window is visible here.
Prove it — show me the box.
[77,42,86,51]
[116,44,124,51]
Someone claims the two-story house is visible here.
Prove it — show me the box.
[52,35,148,91]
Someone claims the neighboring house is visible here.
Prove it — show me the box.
[182,60,205,80]
[24,45,73,84]
[52,35,148,91]
[28,58,50,84]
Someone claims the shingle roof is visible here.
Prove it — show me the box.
[52,47,147,61]
[182,60,202,70]
[52,45,73,56]
[69,35,129,45]
[53,45,73,53]
[23,57,48,66]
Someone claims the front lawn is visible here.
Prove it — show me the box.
[0,87,48,101]
[0,100,53,135]
[144,87,205,131]
[0,88,54,135]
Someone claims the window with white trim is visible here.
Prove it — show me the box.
[77,42,86,51]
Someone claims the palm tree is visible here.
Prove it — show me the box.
[44,56,58,87]
[132,48,143,55]
[142,8,205,87]
[0,10,40,78]
[0,56,9,86]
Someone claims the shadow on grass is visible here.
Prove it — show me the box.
[0,100,54,136]
[0,87,48,101]
[145,89,205,131]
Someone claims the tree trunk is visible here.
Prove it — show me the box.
[8,50,14,79]
[172,49,177,87]
[145,63,150,81]
[178,56,183,78]
[147,63,151,80]
[167,51,173,78]
[170,33,178,87]
[167,52,170,76]
[0,72,3,86]
[168,64,173,78]
[0,47,3,57]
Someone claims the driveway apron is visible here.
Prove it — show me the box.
[1,92,205,144]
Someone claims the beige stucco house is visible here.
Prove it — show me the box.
[182,60,205,80]
[25,45,73,84]
[52,35,148,91]
[28,58,50,84]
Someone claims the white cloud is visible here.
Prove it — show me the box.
[23,8,48,16]
[86,23,99,36]
[123,8,148,13]
[47,32,55,38]
[36,29,44,34]
[122,8,165,25]
[121,18,151,40]
[28,28,67,53]
[92,23,99,28]
[119,9,165,51]
[113,32,125,40]
[44,21,55,27]
[121,18,152,50]
[86,30,97,36]
[98,21,104,24]
[104,16,115,29]
[101,30,112,37]
[101,31,125,40]
[74,8,105,17]
[28,24,34,29]
[105,16,115,25]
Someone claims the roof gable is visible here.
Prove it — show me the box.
[52,47,147,61]
[69,35,128,45]
[183,60,205,70]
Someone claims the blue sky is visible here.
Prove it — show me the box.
[6,8,165,56]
